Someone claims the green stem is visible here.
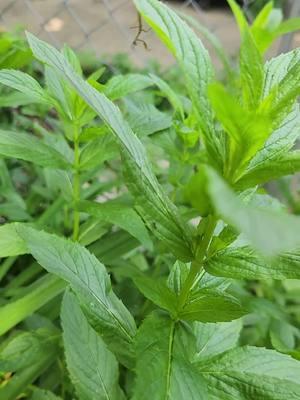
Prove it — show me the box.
[72,125,81,241]
[178,215,217,310]
[165,320,175,399]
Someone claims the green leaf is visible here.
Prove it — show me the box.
[177,12,233,79]
[207,84,271,177]
[45,65,73,120]
[0,329,59,400]
[104,73,152,100]
[0,222,27,257]
[178,289,245,323]
[194,320,242,360]
[123,155,194,260]
[252,1,274,30]
[126,102,172,137]
[167,260,190,295]
[79,135,117,170]
[0,91,34,107]
[239,28,264,109]
[149,73,185,119]
[263,48,300,97]
[274,18,300,37]
[133,275,178,315]
[237,150,300,189]
[0,329,58,373]
[0,69,50,104]
[0,274,66,336]
[17,225,136,367]
[0,129,71,169]
[262,48,300,123]
[134,0,220,162]
[206,245,300,280]
[61,291,124,400]
[26,31,194,261]
[78,199,152,249]
[227,0,247,32]
[30,388,62,400]
[268,63,300,122]
[251,3,282,53]
[198,346,300,399]
[206,167,300,257]
[245,105,300,173]
[132,313,207,400]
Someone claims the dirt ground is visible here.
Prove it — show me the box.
[0,0,299,68]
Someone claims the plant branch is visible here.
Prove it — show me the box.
[178,215,217,310]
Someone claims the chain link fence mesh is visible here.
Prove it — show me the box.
[0,0,299,66]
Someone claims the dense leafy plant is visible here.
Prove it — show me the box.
[0,0,300,398]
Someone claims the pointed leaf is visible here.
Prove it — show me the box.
[179,289,246,323]
[133,313,207,400]
[0,69,50,104]
[206,245,300,280]
[0,129,71,169]
[61,291,124,400]
[78,199,152,249]
[0,222,27,257]
[104,73,152,100]
[194,319,242,360]
[198,346,300,399]
[17,225,136,367]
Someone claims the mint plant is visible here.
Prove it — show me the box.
[0,0,300,398]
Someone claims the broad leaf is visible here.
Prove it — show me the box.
[132,313,207,400]
[198,346,300,399]
[0,329,59,400]
[17,225,136,367]
[78,199,152,249]
[0,222,27,257]
[133,275,178,315]
[246,105,300,173]
[263,48,300,97]
[61,291,124,400]
[237,150,300,189]
[194,319,242,360]
[0,328,58,373]
[79,135,117,170]
[206,245,300,280]
[178,289,246,323]
[206,167,300,257]
[0,129,71,169]
[126,102,172,137]
[26,32,194,262]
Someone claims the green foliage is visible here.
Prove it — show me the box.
[17,225,136,367]
[0,0,300,397]
[61,291,124,400]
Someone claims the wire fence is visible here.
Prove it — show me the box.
[0,0,299,66]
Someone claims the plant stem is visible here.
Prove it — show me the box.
[72,125,81,241]
[178,215,217,310]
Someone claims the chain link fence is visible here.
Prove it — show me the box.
[0,0,299,66]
